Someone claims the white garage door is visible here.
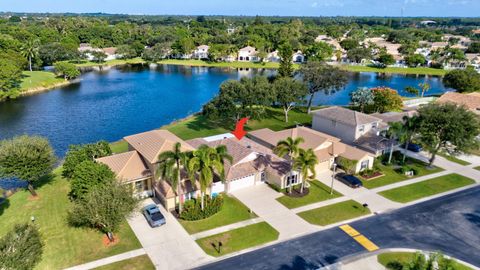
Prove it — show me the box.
[229,174,255,192]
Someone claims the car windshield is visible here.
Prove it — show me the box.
[150,212,164,221]
[345,176,359,183]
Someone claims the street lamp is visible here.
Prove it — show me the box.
[330,162,337,195]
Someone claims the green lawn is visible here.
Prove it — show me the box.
[93,255,155,270]
[360,159,443,189]
[276,180,342,209]
[378,252,473,270]
[0,169,142,270]
[71,57,145,67]
[20,71,66,92]
[437,152,471,166]
[196,222,279,257]
[110,140,129,154]
[179,195,256,234]
[379,174,475,203]
[340,65,447,76]
[297,200,371,226]
[158,59,292,69]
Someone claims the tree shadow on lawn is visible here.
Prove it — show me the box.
[0,198,10,217]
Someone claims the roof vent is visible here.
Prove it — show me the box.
[247,145,252,149]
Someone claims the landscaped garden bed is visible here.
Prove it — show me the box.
[379,173,475,203]
[359,152,443,189]
[195,222,279,257]
[178,195,256,234]
[297,200,371,226]
[276,180,342,209]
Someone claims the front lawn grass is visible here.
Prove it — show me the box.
[179,195,256,234]
[20,71,66,91]
[276,180,342,209]
[0,168,142,270]
[93,255,155,270]
[379,173,475,203]
[360,159,443,189]
[196,222,279,257]
[437,152,471,166]
[297,200,371,226]
[377,252,473,270]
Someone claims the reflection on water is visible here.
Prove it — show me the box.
[0,64,448,156]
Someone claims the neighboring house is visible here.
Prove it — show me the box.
[238,46,260,62]
[466,53,480,71]
[249,126,374,174]
[265,50,281,63]
[442,34,472,48]
[98,129,294,211]
[292,50,305,63]
[364,37,405,66]
[430,42,449,51]
[311,106,395,156]
[437,92,480,115]
[371,111,417,124]
[77,44,119,61]
[193,45,209,60]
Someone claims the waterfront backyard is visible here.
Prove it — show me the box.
[0,65,449,156]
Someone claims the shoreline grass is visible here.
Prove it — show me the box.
[195,222,278,257]
[379,173,475,203]
[0,168,142,269]
[340,65,447,76]
[20,71,67,92]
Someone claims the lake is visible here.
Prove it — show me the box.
[0,64,449,156]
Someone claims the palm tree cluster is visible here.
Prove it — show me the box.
[274,136,318,195]
[157,142,232,213]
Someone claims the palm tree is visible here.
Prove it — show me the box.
[274,137,304,193]
[293,148,318,194]
[188,145,232,210]
[157,142,191,214]
[400,116,419,163]
[21,39,40,72]
[386,122,404,164]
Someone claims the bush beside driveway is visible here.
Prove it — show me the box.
[378,173,475,203]
[196,222,279,257]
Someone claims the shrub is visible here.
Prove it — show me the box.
[0,223,43,270]
[180,195,224,221]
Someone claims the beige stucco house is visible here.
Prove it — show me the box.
[249,126,374,175]
[311,106,395,156]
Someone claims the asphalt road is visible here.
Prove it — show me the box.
[197,186,480,270]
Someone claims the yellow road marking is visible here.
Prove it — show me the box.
[339,225,360,237]
[353,235,379,252]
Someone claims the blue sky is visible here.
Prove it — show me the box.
[0,0,478,17]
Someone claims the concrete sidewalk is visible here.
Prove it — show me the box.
[64,248,146,270]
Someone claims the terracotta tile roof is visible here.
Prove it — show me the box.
[156,179,199,199]
[249,126,339,151]
[124,130,195,164]
[314,149,332,162]
[102,47,117,55]
[311,107,381,127]
[371,111,417,124]
[96,151,151,182]
[437,92,480,113]
[239,46,256,52]
[339,145,370,161]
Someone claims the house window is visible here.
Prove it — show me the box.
[372,122,378,129]
[261,171,266,182]
[286,174,299,187]
[135,181,144,193]
[360,160,369,170]
[359,125,365,132]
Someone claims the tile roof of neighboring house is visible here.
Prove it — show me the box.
[96,151,151,182]
[102,47,117,55]
[466,53,480,63]
[311,106,381,127]
[124,130,195,164]
[354,134,393,154]
[437,92,480,113]
[239,46,256,52]
[156,179,200,199]
[371,111,417,124]
[340,145,370,161]
[431,42,449,48]
[249,126,340,151]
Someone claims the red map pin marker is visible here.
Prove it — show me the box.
[232,117,249,140]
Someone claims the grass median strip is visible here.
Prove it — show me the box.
[93,255,155,270]
[297,200,371,226]
[179,195,256,234]
[276,180,342,209]
[378,252,473,270]
[379,173,475,203]
[196,222,279,257]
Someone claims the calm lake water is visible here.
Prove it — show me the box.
[0,64,449,156]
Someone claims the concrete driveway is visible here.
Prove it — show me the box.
[127,198,212,270]
[231,184,317,240]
